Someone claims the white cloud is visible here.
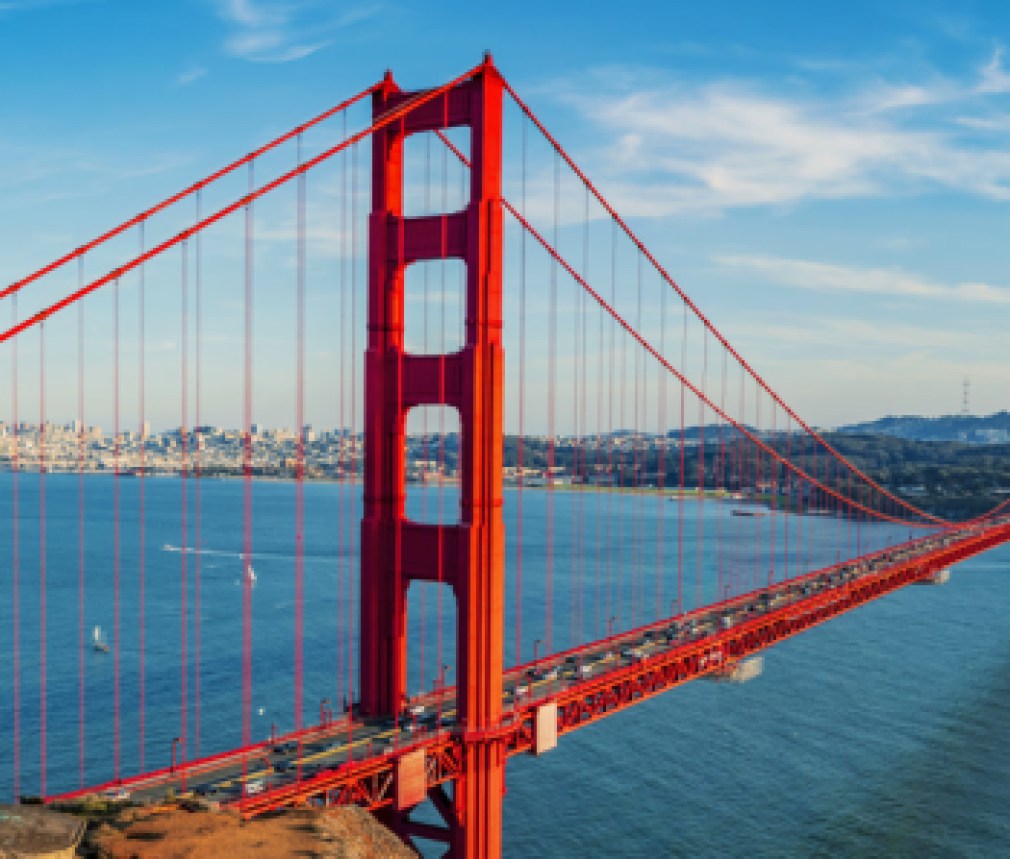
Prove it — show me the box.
[854,81,959,114]
[978,47,1010,94]
[221,0,281,28]
[176,65,208,87]
[715,253,1010,305]
[551,50,1010,216]
[727,312,985,353]
[212,0,378,64]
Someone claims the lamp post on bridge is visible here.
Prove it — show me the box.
[607,615,618,638]
[436,663,452,730]
[170,736,181,774]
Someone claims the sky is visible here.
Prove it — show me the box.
[1,0,1010,430]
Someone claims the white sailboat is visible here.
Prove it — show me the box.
[93,625,110,653]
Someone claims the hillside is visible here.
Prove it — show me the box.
[837,412,1010,444]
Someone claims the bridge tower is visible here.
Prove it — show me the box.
[360,56,506,856]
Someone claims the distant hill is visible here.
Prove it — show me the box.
[837,411,1010,444]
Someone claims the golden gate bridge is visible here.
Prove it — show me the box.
[2,55,1009,857]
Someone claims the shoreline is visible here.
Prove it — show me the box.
[0,467,755,502]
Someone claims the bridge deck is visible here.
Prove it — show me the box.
[49,517,1010,817]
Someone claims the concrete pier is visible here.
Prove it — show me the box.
[709,655,764,684]
[0,805,85,858]
[916,568,951,585]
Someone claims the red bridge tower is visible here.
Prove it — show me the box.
[360,55,506,856]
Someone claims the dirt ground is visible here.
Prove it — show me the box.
[77,803,417,858]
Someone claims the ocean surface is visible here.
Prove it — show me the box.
[0,472,1008,856]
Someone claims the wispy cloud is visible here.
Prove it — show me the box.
[715,253,1010,305]
[212,0,380,64]
[727,312,987,353]
[176,65,208,87]
[978,47,1010,93]
[553,47,1010,215]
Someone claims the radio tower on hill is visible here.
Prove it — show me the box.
[962,377,970,416]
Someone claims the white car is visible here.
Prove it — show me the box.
[245,779,265,795]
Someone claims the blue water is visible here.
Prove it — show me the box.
[0,472,1008,855]
[504,545,1010,857]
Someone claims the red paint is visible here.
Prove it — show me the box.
[360,56,505,857]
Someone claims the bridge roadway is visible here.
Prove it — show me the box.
[49,515,1010,817]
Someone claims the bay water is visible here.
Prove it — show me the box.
[0,473,1007,855]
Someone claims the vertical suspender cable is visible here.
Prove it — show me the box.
[795,417,803,577]
[807,437,815,574]
[595,257,604,638]
[607,221,616,630]
[243,162,254,752]
[678,302,686,613]
[77,259,86,788]
[11,293,19,800]
[545,151,558,654]
[295,135,306,730]
[717,347,727,600]
[193,196,202,757]
[180,244,189,769]
[754,379,762,589]
[579,185,590,645]
[38,321,47,799]
[771,400,779,582]
[617,247,627,625]
[574,197,586,649]
[848,472,855,557]
[348,138,358,711]
[657,270,667,618]
[697,328,707,609]
[137,223,147,771]
[516,117,526,664]
[796,435,804,572]
[337,121,348,716]
[580,197,590,643]
[294,137,305,727]
[420,133,431,693]
[632,250,642,628]
[113,277,121,783]
[738,364,745,594]
[785,413,791,581]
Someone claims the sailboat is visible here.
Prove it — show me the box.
[93,625,110,653]
[245,563,257,586]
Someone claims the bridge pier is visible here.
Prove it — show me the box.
[708,655,765,684]
[916,568,952,585]
[360,55,506,858]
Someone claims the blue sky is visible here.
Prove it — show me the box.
[2,0,1009,430]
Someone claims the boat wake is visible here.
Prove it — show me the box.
[162,543,243,559]
[161,543,335,564]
